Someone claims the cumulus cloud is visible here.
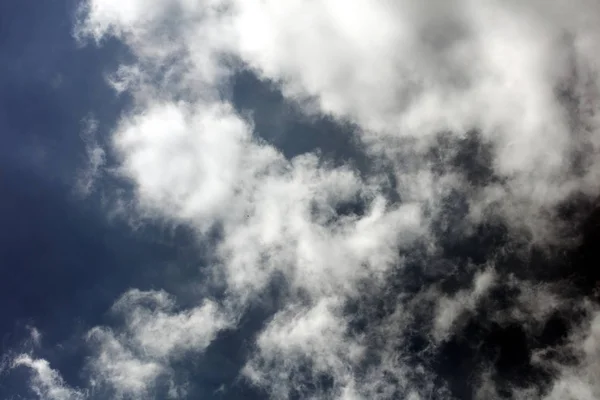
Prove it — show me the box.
[231,0,600,242]
[10,0,600,399]
[76,0,600,239]
[110,101,252,225]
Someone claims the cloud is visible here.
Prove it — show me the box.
[110,289,231,359]
[12,355,85,400]
[76,116,106,196]
[527,308,600,400]
[84,289,231,398]
[244,297,365,398]
[77,0,600,240]
[433,268,496,341]
[230,0,600,241]
[86,327,165,398]
[110,101,252,225]
[10,0,599,399]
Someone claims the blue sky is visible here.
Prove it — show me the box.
[0,2,266,397]
[3,1,600,400]
[0,0,176,395]
[0,2,349,398]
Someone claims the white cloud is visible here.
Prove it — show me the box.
[76,116,106,196]
[62,0,600,398]
[86,327,165,398]
[83,289,231,398]
[228,0,600,240]
[76,0,600,236]
[111,102,250,225]
[434,268,496,341]
[218,157,424,301]
[244,297,364,398]
[111,289,231,359]
[26,326,43,348]
[12,355,85,400]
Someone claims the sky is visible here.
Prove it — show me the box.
[3,1,600,399]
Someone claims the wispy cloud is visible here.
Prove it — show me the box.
[12,355,85,400]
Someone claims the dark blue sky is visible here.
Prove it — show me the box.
[0,0,195,396]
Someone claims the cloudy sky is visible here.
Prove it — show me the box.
[3,1,600,399]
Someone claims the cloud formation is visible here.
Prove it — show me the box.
[12,355,85,400]
[11,0,600,399]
